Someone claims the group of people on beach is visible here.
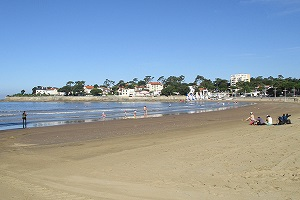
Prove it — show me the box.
[245,112,291,126]
[102,105,148,120]
[21,106,149,128]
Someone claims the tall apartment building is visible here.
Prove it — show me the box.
[230,74,250,86]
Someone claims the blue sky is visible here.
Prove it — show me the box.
[1,0,300,98]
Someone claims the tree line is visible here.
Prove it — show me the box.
[13,74,300,97]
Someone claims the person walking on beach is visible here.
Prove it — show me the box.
[22,111,27,128]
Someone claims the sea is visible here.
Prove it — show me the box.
[0,101,251,131]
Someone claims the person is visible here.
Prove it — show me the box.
[279,113,291,124]
[278,114,285,125]
[143,106,147,116]
[256,116,265,125]
[245,112,255,125]
[266,115,273,125]
[133,110,137,118]
[102,112,106,119]
[22,111,27,128]
[285,113,292,124]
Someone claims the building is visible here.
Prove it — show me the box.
[146,82,163,96]
[230,74,250,86]
[35,87,63,96]
[118,87,135,96]
[84,85,94,94]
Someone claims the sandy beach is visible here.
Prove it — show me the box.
[0,101,300,200]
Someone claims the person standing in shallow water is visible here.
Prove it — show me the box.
[143,106,147,117]
[22,111,27,128]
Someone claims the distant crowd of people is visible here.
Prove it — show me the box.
[245,112,291,126]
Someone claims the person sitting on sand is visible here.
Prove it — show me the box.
[266,115,273,125]
[256,116,265,125]
[278,114,286,125]
[245,112,256,125]
[278,113,292,125]
[285,113,291,124]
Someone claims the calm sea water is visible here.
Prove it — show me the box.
[0,101,251,131]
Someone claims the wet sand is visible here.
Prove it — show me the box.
[1,101,300,200]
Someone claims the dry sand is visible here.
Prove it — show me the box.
[0,101,300,200]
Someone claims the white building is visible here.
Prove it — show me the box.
[84,85,94,94]
[146,82,163,96]
[118,82,164,97]
[118,88,135,96]
[36,87,63,96]
[230,74,250,86]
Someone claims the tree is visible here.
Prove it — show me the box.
[72,81,85,95]
[144,76,154,84]
[90,88,103,96]
[93,84,99,89]
[157,76,165,84]
[137,80,146,86]
[236,81,252,94]
[194,75,205,85]
[177,83,190,95]
[161,75,188,96]
[278,75,284,80]
[213,78,229,92]
[67,81,74,86]
[199,79,214,91]
[161,85,175,96]
[32,87,37,95]
[132,78,138,84]
[58,85,72,96]
[103,79,115,88]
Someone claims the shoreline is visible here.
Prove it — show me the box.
[1,101,300,199]
[0,100,254,132]
[3,95,300,102]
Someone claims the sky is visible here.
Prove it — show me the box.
[1,0,300,98]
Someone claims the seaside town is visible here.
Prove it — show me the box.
[2,0,300,199]
[8,73,300,101]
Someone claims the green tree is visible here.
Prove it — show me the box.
[58,85,72,96]
[93,84,99,89]
[236,81,252,94]
[103,79,115,88]
[199,79,214,91]
[144,76,154,84]
[161,75,188,96]
[90,88,103,96]
[213,78,229,92]
[161,85,175,96]
[132,78,138,84]
[67,81,74,86]
[137,80,146,86]
[194,75,205,85]
[72,81,85,96]
[157,76,165,84]
[32,87,37,95]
